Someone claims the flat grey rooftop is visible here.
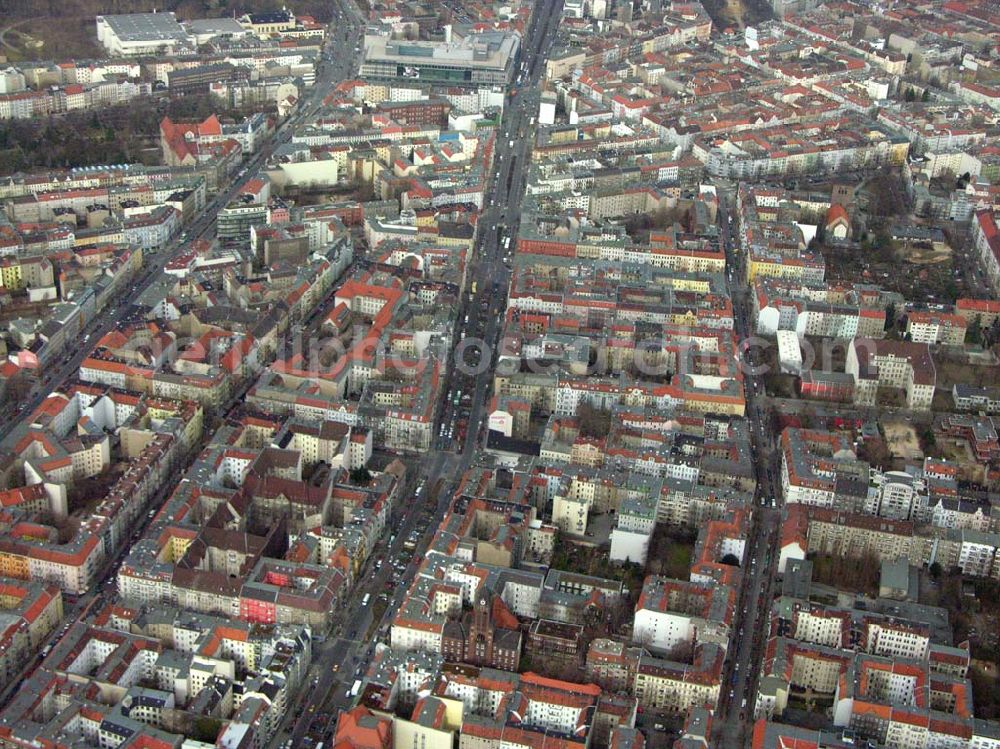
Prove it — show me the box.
[363,32,518,71]
[186,18,247,35]
[98,13,187,42]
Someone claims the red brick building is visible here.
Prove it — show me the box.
[798,370,855,402]
[441,590,521,670]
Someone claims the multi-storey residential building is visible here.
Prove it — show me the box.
[781,504,1000,579]
[973,210,1000,296]
[866,471,925,521]
[0,579,62,683]
[952,384,1000,414]
[694,117,907,180]
[846,338,937,410]
[956,298,1000,330]
[778,428,861,509]
[737,185,826,287]
[633,644,724,714]
[632,576,733,655]
[905,309,967,346]
[586,639,645,693]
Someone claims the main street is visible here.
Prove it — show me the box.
[712,191,783,748]
[275,449,460,749]
[439,0,564,457]
[271,1,565,746]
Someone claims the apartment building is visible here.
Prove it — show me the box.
[781,504,1000,579]
[632,576,733,655]
[0,579,62,682]
[846,338,937,410]
[956,298,1000,330]
[905,310,967,346]
[973,210,1000,296]
[952,384,1000,414]
[778,428,860,508]
[632,645,724,714]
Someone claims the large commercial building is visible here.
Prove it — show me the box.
[95,13,190,57]
[360,32,519,87]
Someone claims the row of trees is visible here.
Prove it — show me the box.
[2,0,338,28]
[576,401,614,439]
[902,87,931,103]
[966,315,1000,348]
[808,551,881,597]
